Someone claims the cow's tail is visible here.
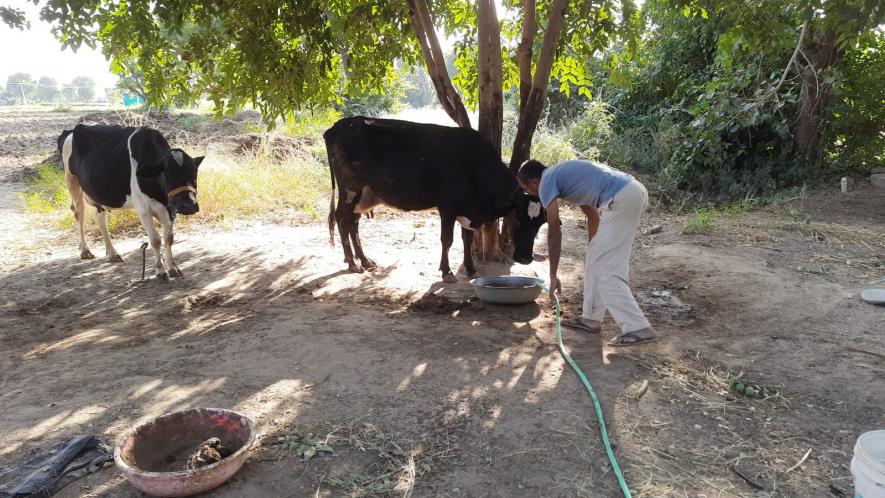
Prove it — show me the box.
[327,159,336,247]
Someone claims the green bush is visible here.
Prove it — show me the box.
[530,125,578,166]
[567,101,614,161]
[283,108,342,138]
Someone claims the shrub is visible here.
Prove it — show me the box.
[567,101,614,161]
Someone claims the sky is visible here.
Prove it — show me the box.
[0,3,118,89]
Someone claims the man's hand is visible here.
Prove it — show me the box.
[549,275,562,300]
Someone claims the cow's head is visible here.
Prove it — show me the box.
[138,149,204,216]
[510,191,547,264]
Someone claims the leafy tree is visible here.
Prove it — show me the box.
[35,76,60,103]
[826,29,885,170]
[5,73,36,104]
[0,2,36,30]
[70,75,96,102]
[61,82,77,102]
[400,65,436,108]
[114,60,148,104]
[596,0,884,199]
[39,0,639,254]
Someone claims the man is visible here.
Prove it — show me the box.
[517,159,656,347]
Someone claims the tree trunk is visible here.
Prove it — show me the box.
[794,26,839,167]
[475,0,506,262]
[508,0,569,173]
[405,0,471,128]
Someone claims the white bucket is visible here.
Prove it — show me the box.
[852,430,885,498]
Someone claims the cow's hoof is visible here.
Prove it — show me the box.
[361,259,377,271]
[156,272,170,282]
[348,263,364,273]
[108,254,124,263]
[80,249,95,260]
[169,268,183,278]
[442,272,458,283]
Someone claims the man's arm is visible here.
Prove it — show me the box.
[546,200,562,295]
[579,205,600,241]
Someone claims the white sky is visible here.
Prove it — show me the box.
[0,3,118,89]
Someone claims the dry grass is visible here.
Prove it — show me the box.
[267,421,461,498]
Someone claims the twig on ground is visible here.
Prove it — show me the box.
[846,347,885,360]
[300,373,332,391]
[785,448,812,474]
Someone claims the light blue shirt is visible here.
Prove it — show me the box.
[538,160,633,209]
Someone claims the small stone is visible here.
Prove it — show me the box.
[646,224,664,235]
[693,424,702,430]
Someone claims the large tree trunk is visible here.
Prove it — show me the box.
[794,26,839,166]
[475,0,506,262]
[508,0,569,173]
[405,0,471,128]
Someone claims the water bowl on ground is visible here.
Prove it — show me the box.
[469,275,544,304]
[114,407,256,497]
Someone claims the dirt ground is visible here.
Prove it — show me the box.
[1,109,883,497]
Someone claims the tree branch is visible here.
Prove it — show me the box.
[773,21,807,96]
[406,0,471,128]
[518,0,536,112]
[508,0,569,171]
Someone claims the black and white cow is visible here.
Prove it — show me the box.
[324,116,547,282]
[58,123,203,280]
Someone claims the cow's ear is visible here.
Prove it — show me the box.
[136,161,165,179]
[193,156,205,168]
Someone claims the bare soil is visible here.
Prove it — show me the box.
[1,109,883,497]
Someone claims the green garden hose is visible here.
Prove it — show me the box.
[538,283,632,498]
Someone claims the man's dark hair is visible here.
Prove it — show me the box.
[517,159,546,181]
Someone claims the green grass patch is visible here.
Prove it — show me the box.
[20,162,143,233]
[683,208,717,233]
[20,162,69,214]
[175,113,211,129]
[20,147,330,237]
[682,198,756,233]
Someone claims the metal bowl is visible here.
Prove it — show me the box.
[469,275,544,304]
[115,407,256,497]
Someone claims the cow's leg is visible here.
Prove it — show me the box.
[95,208,123,262]
[336,189,361,273]
[64,173,93,259]
[439,212,457,283]
[154,209,181,278]
[135,207,168,281]
[461,227,477,277]
[349,213,376,270]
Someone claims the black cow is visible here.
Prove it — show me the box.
[59,123,203,280]
[324,116,547,282]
